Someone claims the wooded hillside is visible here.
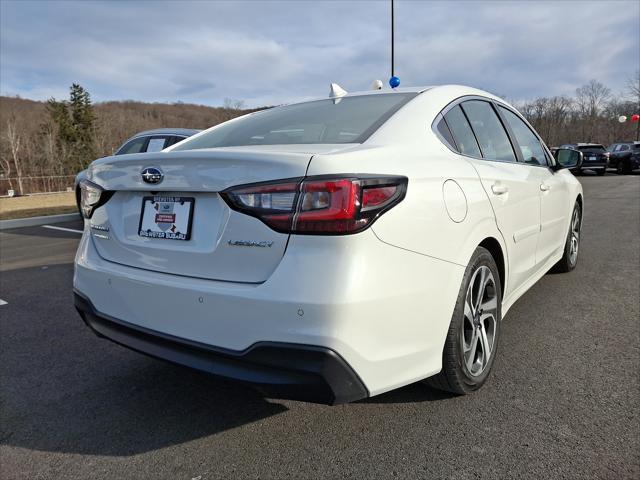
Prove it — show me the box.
[1,75,638,196]
[0,92,255,194]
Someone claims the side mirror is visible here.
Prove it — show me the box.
[553,148,582,171]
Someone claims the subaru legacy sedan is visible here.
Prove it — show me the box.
[74,85,583,404]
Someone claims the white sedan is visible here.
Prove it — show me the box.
[74,85,583,404]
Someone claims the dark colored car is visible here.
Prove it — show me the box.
[75,128,201,212]
[559,143,608,175]
[607,141,640,174]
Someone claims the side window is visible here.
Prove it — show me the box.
[620,144,630,152]
[116,137,147,155]
[499,106,547,166]
[443,106,481,157]
[461,100,516,162]
[435,116,457,151]
[166,136,187,148]
[146,137,168,153]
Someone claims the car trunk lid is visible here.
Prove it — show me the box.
[86,147,334,283]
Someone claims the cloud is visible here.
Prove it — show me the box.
[1,0,638,107]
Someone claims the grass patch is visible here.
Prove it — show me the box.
[0,192,77,220]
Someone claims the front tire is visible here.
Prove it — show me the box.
[551,202,581,273]
[596,168,606,176]
[427,247,502,394]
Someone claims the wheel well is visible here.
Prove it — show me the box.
[575,194,582,210]
[479,237,505,297]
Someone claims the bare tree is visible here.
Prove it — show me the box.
[5,116,24,195]
[575,80,611,141]
[223,98,246,110]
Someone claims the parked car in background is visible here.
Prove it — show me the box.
[75,128,201,212]
[74,85,584,404]
[558,143,608,175]
[607,141,640,174]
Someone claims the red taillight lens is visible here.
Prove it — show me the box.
[362,186,398,210]
[222,175,407,235]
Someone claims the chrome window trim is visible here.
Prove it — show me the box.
[431,94,556,170]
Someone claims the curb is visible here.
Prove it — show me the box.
[0,213,81,230]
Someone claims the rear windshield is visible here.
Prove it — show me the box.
[577,145,605,153]
[172,93,417,150]
[634,144,640,150]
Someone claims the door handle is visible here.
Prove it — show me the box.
[491,183,509,195]
[540,183,551,192]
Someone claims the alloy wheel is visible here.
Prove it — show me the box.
[461,266,498,377]
[569,207,580,266]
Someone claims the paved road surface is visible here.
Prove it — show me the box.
[1,175,638,479]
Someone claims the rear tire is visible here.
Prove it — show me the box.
[551,202,581,273]
[617,161,631,175]
[426,247,502,394]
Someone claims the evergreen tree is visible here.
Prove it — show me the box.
[69,83,96,167]
[43,83,96,174]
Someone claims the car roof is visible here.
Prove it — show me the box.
[278,86,434,107]
[130,128,201,138]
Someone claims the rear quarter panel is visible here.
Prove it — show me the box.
[306,86,507,273]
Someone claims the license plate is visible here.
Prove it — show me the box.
[138,196,195,241]
[588,156,596,161]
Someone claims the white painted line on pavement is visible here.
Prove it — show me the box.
[42,225,83,234]
[0,299,7,306]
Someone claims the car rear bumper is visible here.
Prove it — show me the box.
[579,162,607,170]
[74,290,368,405]
[74,227,465,399]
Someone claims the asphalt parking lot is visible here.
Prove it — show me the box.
[0,174,638,480]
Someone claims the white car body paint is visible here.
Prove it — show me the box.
[74,85,583,400]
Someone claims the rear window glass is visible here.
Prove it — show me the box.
[577,145,605,153]
[173,93,417,150]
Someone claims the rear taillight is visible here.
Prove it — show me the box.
[79,180,113,219]
[222,175,407,235]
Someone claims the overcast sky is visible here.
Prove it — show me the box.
[1,0,638,107]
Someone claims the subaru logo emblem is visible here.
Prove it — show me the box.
[141,167,163,184]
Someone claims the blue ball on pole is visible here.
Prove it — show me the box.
[389,76,400,89]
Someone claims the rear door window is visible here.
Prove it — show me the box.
[443,106,481,157]
[461,100,516,162]
[146,137,168,153]
[498,106,547,166]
